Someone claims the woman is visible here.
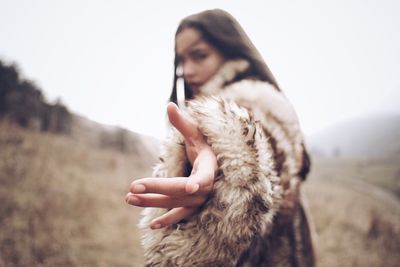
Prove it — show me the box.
[126,9,315,267]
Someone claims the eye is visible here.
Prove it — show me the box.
[191,50,208,62]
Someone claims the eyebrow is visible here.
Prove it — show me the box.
[177,38,204,57]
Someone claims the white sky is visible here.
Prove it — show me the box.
[1,0,399,139]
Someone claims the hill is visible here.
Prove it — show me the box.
[70,113,159,161]
[0,59,159,158]
[307,113,400,157]
[0,59,160,266]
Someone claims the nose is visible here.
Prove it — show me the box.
[183,61,196,80]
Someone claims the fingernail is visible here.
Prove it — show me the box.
[132,184,146,193]
[127,196,140,205]
[187,183,199,194]
[151,223,162,230]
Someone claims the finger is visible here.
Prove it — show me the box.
[150,207,197,229]
[130,177,189,195]
[186,150,217,193]
[125,193,205,208]
[167,102,198,142]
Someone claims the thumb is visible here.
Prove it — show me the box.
[167,102,197,142]
[185,180,200,194]
[185,164,200,194]
[185,160,215,194]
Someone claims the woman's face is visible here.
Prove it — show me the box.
[176,27,225,95]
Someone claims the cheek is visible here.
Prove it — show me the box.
[202,66,217,81]
[202,58,224,80]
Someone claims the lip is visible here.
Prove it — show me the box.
[187,82,202,91]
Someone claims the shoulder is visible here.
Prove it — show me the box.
[223,79,281,104]
[221,79,299,125]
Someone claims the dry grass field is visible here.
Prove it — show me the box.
[0,121,399,266]
[0,121,150,266]
[304,157,400,267]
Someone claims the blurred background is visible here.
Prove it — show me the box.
[0,0,399,266]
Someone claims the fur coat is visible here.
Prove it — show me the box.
[139,60,315,267]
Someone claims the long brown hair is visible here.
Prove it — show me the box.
[169,9,281,103]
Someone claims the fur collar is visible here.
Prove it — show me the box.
[198,59,250,96]
[195,59,299,128]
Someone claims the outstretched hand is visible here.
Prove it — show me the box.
[126,102,218,229]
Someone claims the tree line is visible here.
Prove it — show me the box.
[0,60,71,134]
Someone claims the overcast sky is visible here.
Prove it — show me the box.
[1,0,399,139]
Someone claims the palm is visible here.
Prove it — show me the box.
[126,102,218,229]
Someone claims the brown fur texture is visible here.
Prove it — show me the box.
[139,60,315,267]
